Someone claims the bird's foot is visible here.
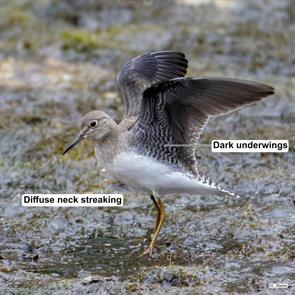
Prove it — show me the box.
[139,243,156,257]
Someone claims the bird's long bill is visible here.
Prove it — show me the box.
[63,134,85,155]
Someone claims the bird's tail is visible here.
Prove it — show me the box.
[197,174,240,198]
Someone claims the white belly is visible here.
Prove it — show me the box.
[106,151,219,195]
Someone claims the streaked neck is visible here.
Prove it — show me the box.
[93,127,120,167]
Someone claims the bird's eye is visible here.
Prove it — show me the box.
[89,120,98,128]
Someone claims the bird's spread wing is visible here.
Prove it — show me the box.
[117,51,188,118]
[133,77,274,174]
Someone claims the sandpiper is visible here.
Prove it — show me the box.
[63,51,274,255]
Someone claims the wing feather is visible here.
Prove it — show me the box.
[117,51,188,118]
[133,77,274,174]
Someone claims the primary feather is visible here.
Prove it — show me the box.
[117,51,188,118]
[131,76,274,174]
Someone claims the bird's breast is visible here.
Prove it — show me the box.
[106,151,171,193]
[105,151,218,195]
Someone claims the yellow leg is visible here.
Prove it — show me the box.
[140,195,166,256]
[151,195,161,236]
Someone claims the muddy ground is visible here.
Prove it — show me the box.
[0,0,294,294]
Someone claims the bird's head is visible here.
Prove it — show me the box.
[63,110,116,155]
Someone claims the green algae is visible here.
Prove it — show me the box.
[61,28,125,52]
[61,30,103,52]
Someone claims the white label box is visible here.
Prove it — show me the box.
[21,194,124,207]
[211,140,289,153]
